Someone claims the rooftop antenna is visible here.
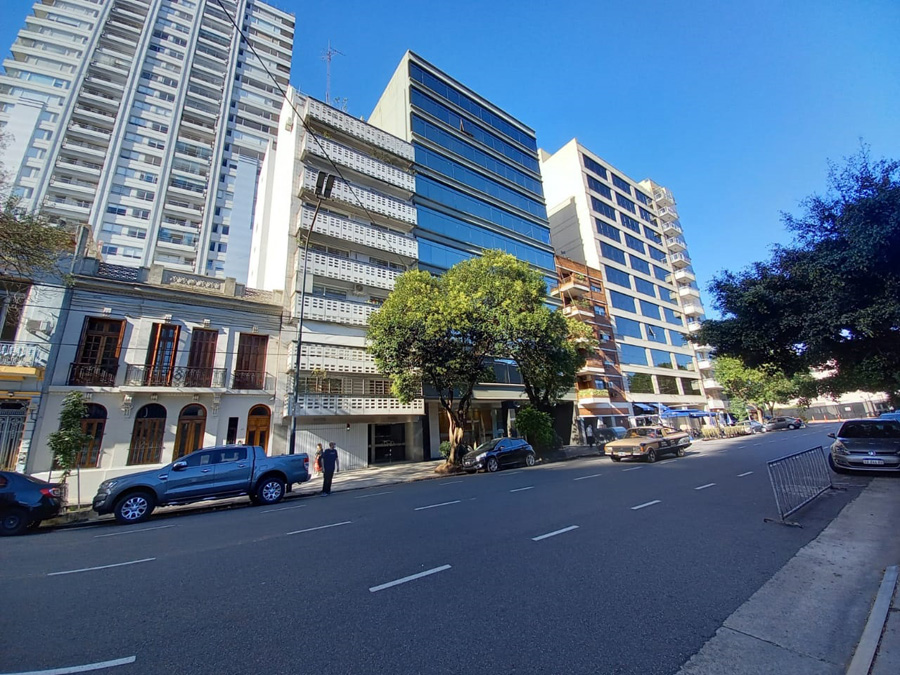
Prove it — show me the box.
[322,40,343,106]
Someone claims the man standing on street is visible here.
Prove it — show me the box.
[321,441,340,495]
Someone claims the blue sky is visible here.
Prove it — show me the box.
[2,0,899,311]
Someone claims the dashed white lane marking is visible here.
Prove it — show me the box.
[738,471,754,477]
[354,491,394,499]
[261,504,307,513]
[573,473,604,481]
[2,655,137,674]
[510,486,534,493]
[622,466,644,472]
[286,521,351,535]
[48,558,155,577]
[658,459,676,465]
[532,525,579,541]
[631,500,661,511]
[414,500,460,511]
[695,483,716,490]
[502,470,523,476]
[369,564,452,593]
[437,480,463,486]
[94,525,173,538]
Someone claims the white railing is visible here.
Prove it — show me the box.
[294,343,379,374]
[681,302,703,315]
[674,269,695,283]
[298,206,417,259]
[653,186,675,206]
[303,134,415,193]
[305,98,415,161]
[0,342,49,368]
[293,394,424,416]
[302,169,416,225]
[678,286,701,298]
[703,378,723,390]
[658,205,679,222]
[300,251,400,291]
[687,320,703,332]
[661,219,683,236]
[669,252,692,267]
[300,294,378,326]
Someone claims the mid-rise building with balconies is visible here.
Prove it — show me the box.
[0,0,294,281]
[248,88,423,469]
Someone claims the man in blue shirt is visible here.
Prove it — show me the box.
[321,441,340,495]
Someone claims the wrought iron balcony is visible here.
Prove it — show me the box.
[0,342,48,369]
[231,370,273,390]
[68,362,118,386]
[124,365,227,388]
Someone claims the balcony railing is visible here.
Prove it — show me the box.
[668,252,692,268]
[305,98,415,161]
[0,342,48,369]
[301,169,416,226]
[300,251,401,291]
[301,294,378,326]
[302,134,415,193]
[657,205,679,222]
[231,370,272,390]
[578,388,610,399]
[297,206,417,259]
[124,364,227,387]
[68,362,118,386]
[292,394,424,417]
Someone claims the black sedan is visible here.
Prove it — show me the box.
[0,471,65,536]
[462,438,536,473]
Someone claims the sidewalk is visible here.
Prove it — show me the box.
[678,477,900,675]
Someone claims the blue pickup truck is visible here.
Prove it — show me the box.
[93,445,310,524]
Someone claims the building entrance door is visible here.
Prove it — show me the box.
[371,423,406,464]
[246,405,270,453]
[0,402,27,470]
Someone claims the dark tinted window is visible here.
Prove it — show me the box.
[840,421,900,438]
[183,451,214,467]
[217,447,248,463]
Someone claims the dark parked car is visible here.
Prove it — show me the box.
[764,416,803,431]
[463,438,536,473]
[828,419,900,473]
[588,427,619,450]
[0,471,66,536]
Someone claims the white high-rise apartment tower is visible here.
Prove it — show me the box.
[0,0,293,281]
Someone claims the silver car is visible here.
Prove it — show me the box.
[828,419,900,473]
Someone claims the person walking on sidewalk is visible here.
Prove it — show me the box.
[585,424,595,448]
[321,441,340,495]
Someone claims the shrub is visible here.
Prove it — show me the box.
[439,441,452,459]
[515,406,556,455]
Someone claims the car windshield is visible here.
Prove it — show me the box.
[625,428,658,438]
[839,421,900,439]
[474,439,501,453]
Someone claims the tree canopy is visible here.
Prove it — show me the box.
[697,148,900,404]
[712,356,816,417]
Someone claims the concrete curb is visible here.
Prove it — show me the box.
[846,565,900,675]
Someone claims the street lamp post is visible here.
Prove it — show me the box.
[288,171,335,455]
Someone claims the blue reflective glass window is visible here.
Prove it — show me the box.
[591,196,617,221]
[412,116,543,197]
[664,307,684,325]
[652,264,668,281]
[620,213,641,233]
[659,286,677,304]
[612,174,631,195]
[416,206,555,271]
[675,353,695,371]
[625,234,645,254]
[643,224,662,243]
[587,175,612,199]
[648,246,667,262]
[650,349,674,369]
[639,207,654,223]
[668,330,687,347]
[582,155,608,179]
[620,343,648,366]
[417,238,473,271]
[639,300,661,319]
[416,147,547,219]
[610,290,635,312]
[595,218,620,242]
[410,89,539,172]
[630,256,651,275]
[616,316,643,338]
[600,241,627,264]
[416,177,551,244]
[635,190,652,206]
[645,324,667,343]
[604,265,631,289]
[410,63,537,151]
[634,277,656,297]
[616,192,637,213]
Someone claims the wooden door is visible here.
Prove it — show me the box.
[173,404,206,460]
[245,405,270,453]
[234,334,268,389]
[145,323,180,385]
[185,329,217,386]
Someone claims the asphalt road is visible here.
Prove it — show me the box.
[1,423,873,675]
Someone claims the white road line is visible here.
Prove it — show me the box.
[414,500,461,511]
[657,459,676,465]
[354,491,394,499]
[502,470,523,476]
[369,564,452,593]
[631,500,661,511]
[286,521,351,535]
[261,504,307,513]
[510,486,534,493]
[437,480,463,486]
[47,558,155,577]
[94,525,173,538]
[695,483,716,490]
[2,655,137,675]
[622,466,644,472]
[532,525,579,541]
[573,473,603,481]
[738,471,754,477]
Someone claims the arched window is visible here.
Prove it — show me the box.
[173,404,206,460]
[77,404,107,468]
[246,405,270,453]
[128,403,166,465]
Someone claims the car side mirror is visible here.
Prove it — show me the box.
[172,461,188,471]
[827,433,836,439]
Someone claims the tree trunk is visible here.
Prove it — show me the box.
[445,408,467,465]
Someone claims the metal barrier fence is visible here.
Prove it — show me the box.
[766,446,833,523]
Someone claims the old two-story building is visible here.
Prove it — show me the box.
[22,260,285,502]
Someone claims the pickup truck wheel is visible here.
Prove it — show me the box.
[256,477,285,505]
[646,449,658,463]
[114,492,154,524]
[676,445,686,457]
[1,508,29,536]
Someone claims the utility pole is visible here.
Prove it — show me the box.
[322,40,343,106]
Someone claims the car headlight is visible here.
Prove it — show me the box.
[475,453,487,461]
[832,442,848,456]
[98,479,118,490]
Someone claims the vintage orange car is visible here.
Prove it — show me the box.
[605,426,692,463]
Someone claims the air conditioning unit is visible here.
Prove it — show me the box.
[350,284,365,295]
[25,319,52,335]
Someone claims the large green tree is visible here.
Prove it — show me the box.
[697,148,900,405]
[712,356,802,417]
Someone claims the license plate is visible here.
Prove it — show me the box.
[862,459,884,465]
